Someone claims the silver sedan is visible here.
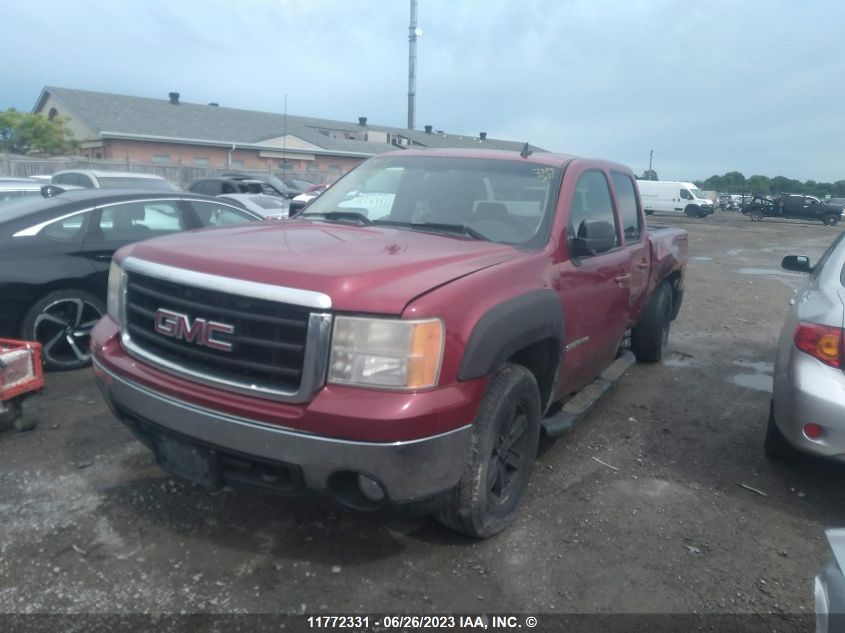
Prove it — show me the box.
[766,232,845,460]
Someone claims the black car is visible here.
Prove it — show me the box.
[220,173,305,198]
[0,189,262,370]
[743,193,842,226]
[187,176,266,197]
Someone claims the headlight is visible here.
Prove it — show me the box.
[328,316,444,389]
[106,261,125,322]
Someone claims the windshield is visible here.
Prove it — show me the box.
[689,188,708,200]
[302,156,562,248]
[98,177,177,191]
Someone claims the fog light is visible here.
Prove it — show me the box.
[804,423,823,439]
[357,474,385,502]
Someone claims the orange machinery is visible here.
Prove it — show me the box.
[0,339,45,432]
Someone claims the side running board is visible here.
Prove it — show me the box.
[541,350,636,437]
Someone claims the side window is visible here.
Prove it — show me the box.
[680,189,692,200]
[188,200,256,227]
[78,175,95,188]
[610,172,641,242]
[94,201,184,241]
[569,171,619,253]
[42,213,88,241]
[221,183,237,194]
[53,174,69,185]
[193,181,212,196]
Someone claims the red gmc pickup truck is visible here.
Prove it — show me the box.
[91,148,688,538]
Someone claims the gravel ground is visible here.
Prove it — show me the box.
[2,211,844,621]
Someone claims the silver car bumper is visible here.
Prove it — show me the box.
[773,345,845,461]
[94,359,472,504]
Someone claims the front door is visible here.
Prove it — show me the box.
[556,169,630,395]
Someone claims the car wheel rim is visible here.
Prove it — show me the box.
[487,401,528,507]
[33,298,103,366]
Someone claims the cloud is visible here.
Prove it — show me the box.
[3,0,844,181]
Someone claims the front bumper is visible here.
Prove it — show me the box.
[773,345,845,461]
[94,358,472,503]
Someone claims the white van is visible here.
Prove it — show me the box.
[636,180,714,218]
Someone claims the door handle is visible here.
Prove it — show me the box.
[92,254,113,262]
[614,274,631,285]
[637,261,649,270]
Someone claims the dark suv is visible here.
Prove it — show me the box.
[187,177,266,197]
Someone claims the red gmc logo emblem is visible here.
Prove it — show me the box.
[153,308,235,352]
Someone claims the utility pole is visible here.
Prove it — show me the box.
[407,0,418,129]
[648,148,654,173]
[282,93,287,178]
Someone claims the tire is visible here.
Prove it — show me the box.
[764,401,797,460]
[436,363,541,538]
[750,209,763,222]
[823,214,839,226]
[20,289,106,371]
[631,282,672,363]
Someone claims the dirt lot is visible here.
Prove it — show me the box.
[2,211,845,619]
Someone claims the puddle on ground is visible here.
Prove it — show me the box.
[729,359,773,392]
[730,373,773,392]
[738,267,799,277]
[692,256,713,261]
[732,359,774,373]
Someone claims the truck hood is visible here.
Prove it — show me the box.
[119,221,521,314]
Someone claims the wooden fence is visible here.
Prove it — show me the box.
[0,154,330,189]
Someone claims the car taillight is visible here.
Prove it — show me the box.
[794,322,842,368]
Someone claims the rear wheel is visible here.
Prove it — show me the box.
[764,401,797,460]
[436,363,541,538]
[21,289,105,371]
[823,214,839,226]
[750,209,763,221]
[631,282,672,362]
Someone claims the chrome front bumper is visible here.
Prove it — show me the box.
[93,359,472,503]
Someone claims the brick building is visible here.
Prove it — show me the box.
[32,87,542,181]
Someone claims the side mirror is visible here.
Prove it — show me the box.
[781,255,812,273]
[571,220,617,257]
[41,184,65,198]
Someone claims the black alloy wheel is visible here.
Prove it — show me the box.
[23,290,105,370]
[487,400,530,508]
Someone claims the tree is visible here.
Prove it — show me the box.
[0,108,79,155]
[639,169,658,181]
[746,175,771,195]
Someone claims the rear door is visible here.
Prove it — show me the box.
[610,171,651,320]
[81,198,188,286]
[556,168,630,392]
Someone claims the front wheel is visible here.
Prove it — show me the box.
[823,214,839,226]
[750,209,763,222]
[631,282,672,363]
[20,289,105,371]
[436,363,541,538]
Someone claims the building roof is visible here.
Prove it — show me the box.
[34,87,545,157]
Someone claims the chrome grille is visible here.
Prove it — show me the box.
[119,258,332,402]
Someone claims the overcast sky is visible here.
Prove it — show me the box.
[3,0,844,182]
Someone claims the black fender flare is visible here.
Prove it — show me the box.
[457,289,564,381]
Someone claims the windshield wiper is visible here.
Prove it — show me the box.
[300,210,372,225]
[373,220,487,241]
